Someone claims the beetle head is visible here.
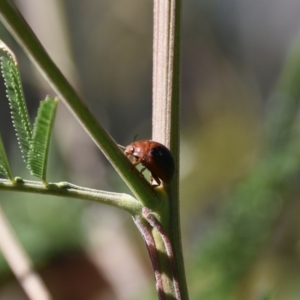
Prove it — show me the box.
[124,144,134,156]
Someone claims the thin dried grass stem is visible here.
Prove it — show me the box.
[0,205,52,300]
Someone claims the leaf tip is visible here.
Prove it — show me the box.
[0,40,18,65]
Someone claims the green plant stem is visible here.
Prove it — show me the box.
[133,216,165,300]
[0,0,158,208]
[142,207,181,299]
[152,0,188,299]
[0,178,142,215]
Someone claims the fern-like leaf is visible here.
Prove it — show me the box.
[28,97,58,181]
[0,132,13,180]
[0,55,32,163]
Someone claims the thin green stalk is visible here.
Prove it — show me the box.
[0,178,142,215]
[152,0,188,299]
[0,0,158,208]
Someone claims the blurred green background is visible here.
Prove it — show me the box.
[1,0,300,299]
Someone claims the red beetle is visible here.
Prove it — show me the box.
[123,140,175,186]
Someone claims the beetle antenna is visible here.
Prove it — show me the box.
[118,144,125,150]
[133,134,138,142]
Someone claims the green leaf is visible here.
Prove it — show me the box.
[0,55,32,163]
[0,132,13,180]
[28,97,58,181]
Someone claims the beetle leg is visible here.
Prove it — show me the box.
[140,167,147,176]
[131,159,139,165]
[131,156,141,166]
[151,174,161,187]
[127,157,141,172]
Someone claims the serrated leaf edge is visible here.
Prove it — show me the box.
[0,132,14,180]
[0,55,32,163]
[28,97,58,182]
